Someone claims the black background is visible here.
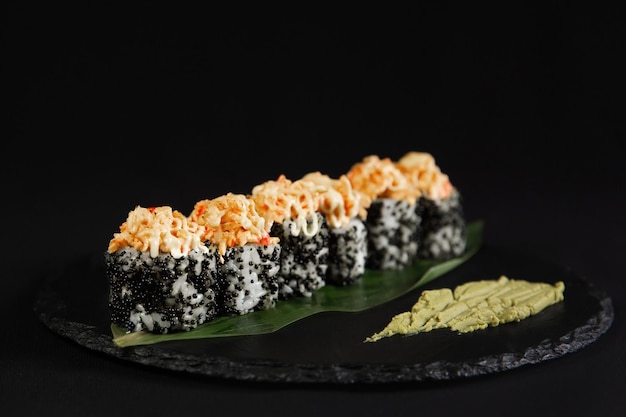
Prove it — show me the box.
[3,3,625,416]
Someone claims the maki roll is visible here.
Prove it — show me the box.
[300,171,368,286]
[189,193,281,316]
[346,155,423,270]
[106,206,219,334]
[250,175,330,299]
[396,151,467,260]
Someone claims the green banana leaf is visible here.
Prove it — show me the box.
[112,220,483,348]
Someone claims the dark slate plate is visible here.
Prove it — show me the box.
[33,245,614,384]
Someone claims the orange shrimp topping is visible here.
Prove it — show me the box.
[395,151,453,199]
[107,206,208,258]
[250,174,323,231]
[300,171,367,227]
[189,193,278,259]
[346,155,421,208]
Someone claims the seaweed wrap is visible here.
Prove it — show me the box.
[106,206,219,334]
[189,193,281,316]
[396,151,467,260]
[346,155,423,270]
[300,171,368,286]
[251,175,330,299]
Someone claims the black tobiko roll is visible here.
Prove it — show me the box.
[363,198,422,270]
[299,171,369,286]
[395,151,468,261]
[106,206,220,334]
[417,187,467,260]
[251,175,331,299]
[190,193,283,315]
[215,243,282,315]
[106,246,219,334]
[346,155,423,271]
[325,217,369,285]
[270,212,330,298]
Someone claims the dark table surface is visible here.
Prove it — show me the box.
[3,4,625,416]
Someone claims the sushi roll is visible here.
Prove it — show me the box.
[189,193,281,316]
[300,171,369,286]
[396,151,467,260]
[250,175,330,299]
[106,206,219,334]
[346,155,423,270]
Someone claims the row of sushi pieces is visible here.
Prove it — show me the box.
[106,151,468,334]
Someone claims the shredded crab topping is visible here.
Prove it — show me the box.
[396,151,453,199]
[300,171,366,227]
[107,206,208,259]
[189,193,278,258]
[250,174,322,231]
[346,155,421,207]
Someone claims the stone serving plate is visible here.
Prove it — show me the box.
[34,244,613,384]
